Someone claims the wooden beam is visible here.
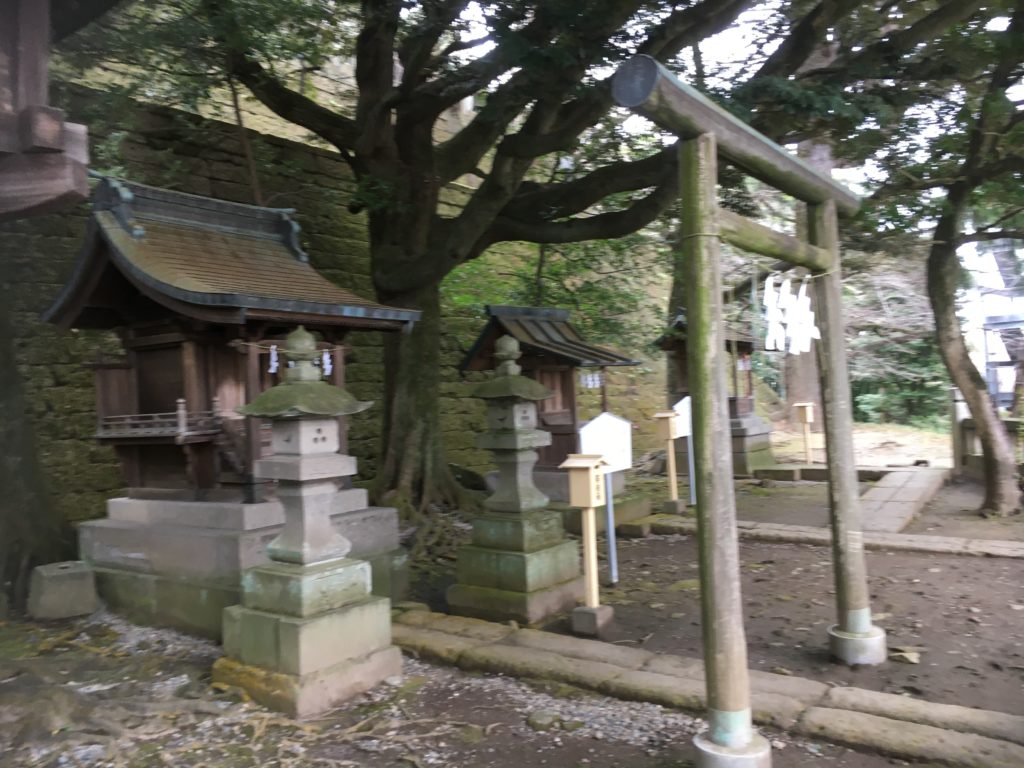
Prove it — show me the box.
[719,209,834,272]
[681,133,756,748]
[612,55,861,217]
[0,152,88,220]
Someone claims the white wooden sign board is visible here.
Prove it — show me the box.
[673,397,692,438]
[579,412,633,473]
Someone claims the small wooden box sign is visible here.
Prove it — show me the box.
[794,402,815,424]
[654,411,679,441]
[559,454,607,508]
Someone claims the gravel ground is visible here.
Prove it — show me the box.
[0,612,924,767]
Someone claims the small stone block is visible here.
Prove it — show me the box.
[570,605,614,637]
[27,561,98,620]
[471,510,566,552]
[254,453,357,482]
[212,645,402,719]
[454,540,580,593]
[277,597,392,676]
[617,520,652,538]
[239,609,281,669]
[447,576,584,625]
[662,499,689,514]
[223,605,242,657]
[241,558,371,617]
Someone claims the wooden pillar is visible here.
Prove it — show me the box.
[808,200,887,665]
[244,341,263,501]
[680,134,759,750]
[330,342,348,455]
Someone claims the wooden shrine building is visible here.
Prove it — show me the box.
[461,305,638,500]
[44,177,420,637]
[658,310,774,476]
[658,310,756,417]
[45,177,420,502]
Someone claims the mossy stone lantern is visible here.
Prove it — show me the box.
[213,326,401,718]
[447,335,584,624]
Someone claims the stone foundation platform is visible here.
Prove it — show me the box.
[80,493,407,638]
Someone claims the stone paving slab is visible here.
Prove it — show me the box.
[644,515,1024,558]
[390,607,1024,767]
[798,707,1024,768]
[822,686,1024,746]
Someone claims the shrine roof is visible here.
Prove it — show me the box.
[461,305,639,372]
[657,311,755,352]
[44,177,420,331]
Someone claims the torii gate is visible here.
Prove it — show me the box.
[0,0,97,220]
[613,56,887,766]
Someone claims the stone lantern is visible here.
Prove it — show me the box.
[212,326,401,718]
[447,335,583,624]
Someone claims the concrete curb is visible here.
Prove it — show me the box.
[643,515,1024,558]
[391,607,1024,767]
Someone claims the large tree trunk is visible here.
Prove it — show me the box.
[927,207,1020,516]
[372,279,462,518]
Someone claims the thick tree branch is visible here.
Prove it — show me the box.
[397,1,471,89]
[753,0,863,79]
[638,0,752,59]
[812,0,987,80]
[354,0,401,157]
[201,0,359,152]
[959,229,1024,243]
[501,144,678,221]
[484,169,678,246]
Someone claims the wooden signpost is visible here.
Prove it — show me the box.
[579,412,633,585]
[654,410,685,513]
[560,453,612,637]
[794,401,815,464]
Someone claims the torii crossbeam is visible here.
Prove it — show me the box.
[613,55,887,767]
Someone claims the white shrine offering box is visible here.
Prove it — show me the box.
[794,402,815,424]
[559,454,608,508]
[654,411,679,441]
[579,412,633,474]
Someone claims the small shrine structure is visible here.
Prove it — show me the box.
[658,311,775,475]
[461,306,638,501]
[45,177,420,637]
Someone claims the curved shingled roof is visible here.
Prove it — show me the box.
[45,177,420,331]
[461,305,639,372]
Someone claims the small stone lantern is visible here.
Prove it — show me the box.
[447,336,584,624]
[212,326,401,718]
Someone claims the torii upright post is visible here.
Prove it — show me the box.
[681,134,771,767]
[809,201,887,664]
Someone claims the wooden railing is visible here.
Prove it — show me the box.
[96,398,221,441]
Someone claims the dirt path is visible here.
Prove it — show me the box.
[772,422,953,468]
[546,536,1024,717]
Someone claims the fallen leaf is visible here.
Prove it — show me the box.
[890,651,921,664]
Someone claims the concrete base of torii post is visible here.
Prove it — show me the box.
[694,732,772,767]
[828,623,888,665]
